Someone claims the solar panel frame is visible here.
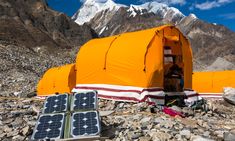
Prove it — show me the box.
[42,94,68,114]
[71,91,98,111]
[31,113,66,140]
[70,111,101,138]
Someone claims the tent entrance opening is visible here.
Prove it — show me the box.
[163,40,184,92]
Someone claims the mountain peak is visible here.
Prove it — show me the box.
[189,13,197,19]
[72,0,126,25]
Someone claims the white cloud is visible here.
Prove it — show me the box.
[195,0,234,10]
[219,13,235,19]
[139,0,186,5]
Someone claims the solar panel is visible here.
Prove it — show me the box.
[71,111,100,137]
[72,91,98,111]
[32,113,65,140]
[43,94,68,114]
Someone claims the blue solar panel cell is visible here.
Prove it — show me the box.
[32,113,65,140]
[72,91,97,111]
[71,111,100,137]
[43,94,68,113]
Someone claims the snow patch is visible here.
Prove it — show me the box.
[72,0,126,25]
[189,13,197,19]
[127,5,144,17]
[127,2,184,19]
[99,26,106,35]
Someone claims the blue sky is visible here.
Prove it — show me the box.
[46,0,235,31]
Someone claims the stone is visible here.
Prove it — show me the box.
[12,135,25,140]
[99,110,114,117]
[4,125,12,133]
[12,117,24,127]
[182,107,194,116]
[22,126,30,135]
[202,122,210,129]
[0,133,6,138]
[13,91,21,96]
[150,131,171,141]
[141,117,151,124]
[170,106,182,113]
[180,129,191,139]
[139,136,151,141]
[2,118,14,124]
[191,135,215,141]
[153,117,164,124]
[197,120,204,126]
[224,132,235,141]
[215,130,225,138]
[118,103,125,108]
[203,131,210,137]
[131,132,142,139]
[133,114,141,120]
[7,130,19,137]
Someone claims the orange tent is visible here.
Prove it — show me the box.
[193,70,235,98]
[37,25,194,104]
[72,25,193,103]
[37,64,76,96]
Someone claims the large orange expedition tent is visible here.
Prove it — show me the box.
[37,25,196,104]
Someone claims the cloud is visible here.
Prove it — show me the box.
[195,0,234,10]
[138,0,186,6]
[219,13,235,19]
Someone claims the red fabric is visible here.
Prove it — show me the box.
[163,107,185,117]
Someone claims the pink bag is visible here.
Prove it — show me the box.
[163,107,185,117]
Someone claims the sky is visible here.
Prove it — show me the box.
[46,0,235,31]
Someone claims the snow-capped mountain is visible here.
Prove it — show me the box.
[127,2,184,23]
[72,0,126,25]
[72,0,185,25]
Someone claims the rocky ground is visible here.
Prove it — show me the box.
[0,44,79,97]
[0,96,234,141]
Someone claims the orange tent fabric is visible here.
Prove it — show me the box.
[193,70,235,95]
[37,64,76,96]
[75,25,192,90]
[37,25,193,102]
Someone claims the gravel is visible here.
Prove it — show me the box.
[0,97,235,140]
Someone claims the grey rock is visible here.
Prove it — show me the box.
[170,106,182,113]
[99,110,114,117]
[203,131,210,137]
[191,135,215,141]
[22,126,30,135]
[224,132,235,141]
[150,131,171,141]
[7,129,19,137]
[12,135,25,140]
[180,129,191,139]
[131,132,142,139]
[0,133,6,138]
[215,130,225,138]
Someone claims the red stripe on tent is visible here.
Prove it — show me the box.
[98,94,139,101]
[98,94,165,102]
[75,86,163,94]
[143,88,163,92]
